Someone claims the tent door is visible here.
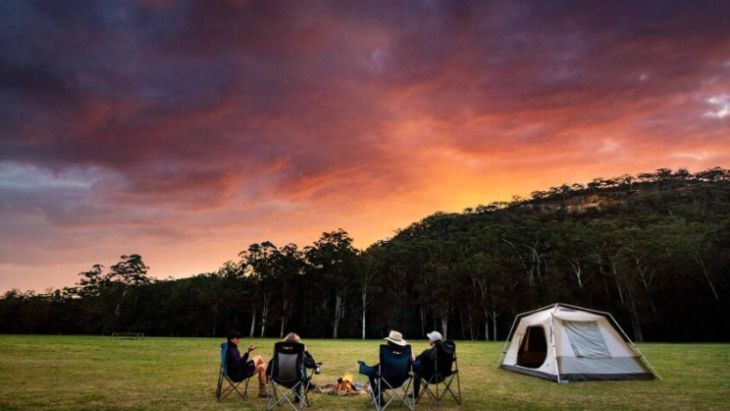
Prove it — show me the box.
[517,325,547,368]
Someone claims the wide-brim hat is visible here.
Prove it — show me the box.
[384,330,407,346]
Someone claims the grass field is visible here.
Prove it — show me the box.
[0,336,728,410]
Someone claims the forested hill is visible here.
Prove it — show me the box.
[381,167,730,342]
[1,168,729,342]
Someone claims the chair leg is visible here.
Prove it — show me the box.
[216,373,223,402]
[439,373,462,405]
[266,381,277,410]
[416,376,437,404]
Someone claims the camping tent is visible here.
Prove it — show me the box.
[499,303,658,383]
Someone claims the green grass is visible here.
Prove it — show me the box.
[0,336,728,410]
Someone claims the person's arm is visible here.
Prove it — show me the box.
[303,351,316,368]
[228,345,250,367]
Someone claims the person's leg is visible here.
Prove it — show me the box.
[412,360,422,396]
[252,355,268,396]
[358,363,380,400]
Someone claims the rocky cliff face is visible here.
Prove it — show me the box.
[521,191,635,214]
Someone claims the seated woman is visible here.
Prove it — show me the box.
[358,330,415,404]
[268,332,320,400]
[225,330,268,397]
[269,332,319,372]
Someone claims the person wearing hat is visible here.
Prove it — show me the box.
[411,331,444,398]
[225,330,269,397]
[357,330,415,405]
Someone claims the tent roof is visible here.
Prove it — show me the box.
[504,303,632,344]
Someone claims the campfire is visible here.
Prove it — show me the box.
[314,371,368,396]
[336,372,354,395]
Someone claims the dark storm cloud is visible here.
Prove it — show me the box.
[1,0,729,290]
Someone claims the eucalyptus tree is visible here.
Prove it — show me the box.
[107,254,150,330]
[240,242,278,337]
[305,229,358,338]
[272,243,305,338]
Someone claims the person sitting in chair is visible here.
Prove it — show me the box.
[411,330,443,398]
[268,332,321,374]
[226,330,268,397]
[268,332,321,403]
[358,330,415,405]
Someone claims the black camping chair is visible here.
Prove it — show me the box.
[267,341,318,410]
[369,344,416,411]
[215,342,251,401]
[416,340,461,406]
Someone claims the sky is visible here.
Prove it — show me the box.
[1,0,729,292]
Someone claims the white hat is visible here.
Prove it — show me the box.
[384,330,407,346]
[426,331,443,343]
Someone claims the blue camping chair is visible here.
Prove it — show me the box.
[267,341,319,410]
[216,342,251,401]
[369,344,415,411]
[415,340,462,406]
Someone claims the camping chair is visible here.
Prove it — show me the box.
[267,341,317,410]
[415,340,462,406]
[369,344,416,411]
[216,342,250,401]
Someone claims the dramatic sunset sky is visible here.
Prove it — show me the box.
[1,1,729,292]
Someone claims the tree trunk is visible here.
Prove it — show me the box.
[361,288,367,340]
[613,260,643,342]
[483,307,490,341]
[459,309,466,340]
[440,313,448,340]
[279,300,288,339]
[114,286,129,320]
[611,260,625,305]
[333,294,342,339]
[249,309,257,338]
[567,258,583,288]
[260,291,269,338]
[633,256,657,313]
[625,285,644,342]
[696,255,720,301]
[420,306,426,337]
[491,309,498,341]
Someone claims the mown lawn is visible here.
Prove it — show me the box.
[0,335,728,410]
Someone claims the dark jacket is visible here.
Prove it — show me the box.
[225,342,250,381]
[303,350,316,369]
[415,342,441,375]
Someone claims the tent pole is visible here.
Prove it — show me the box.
[550,313,563,384]
[497,316,520,368]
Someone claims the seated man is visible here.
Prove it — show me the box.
[411,331,443,397]
[225,330,268,397]
[358,330,414,405]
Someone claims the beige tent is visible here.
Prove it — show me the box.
[499,303,658,383]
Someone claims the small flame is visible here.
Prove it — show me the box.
[337,372,354,394]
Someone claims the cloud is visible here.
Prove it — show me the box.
[1,0,729,291]
[704,95,730,118]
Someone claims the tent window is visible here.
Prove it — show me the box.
[562,320,610,358]
[517,326,547,368]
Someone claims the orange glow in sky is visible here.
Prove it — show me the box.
[1,1,729,291]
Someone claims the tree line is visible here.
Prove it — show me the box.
[1,167,729,341]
